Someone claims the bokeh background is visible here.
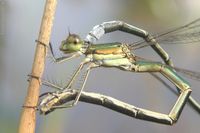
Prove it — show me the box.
[0,0,200,133]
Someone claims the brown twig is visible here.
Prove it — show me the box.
[18,0,57,133]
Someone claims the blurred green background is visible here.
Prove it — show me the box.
[0,0,200,133]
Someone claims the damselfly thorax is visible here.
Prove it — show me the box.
[84,43,136,70]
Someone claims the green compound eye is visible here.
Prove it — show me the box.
[73,37,80,44]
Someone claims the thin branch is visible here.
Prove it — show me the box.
[18,0,57,133]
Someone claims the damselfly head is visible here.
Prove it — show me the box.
[59,34,84,54]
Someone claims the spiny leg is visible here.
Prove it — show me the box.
[133,61,191,123]
[44,62,86,109]
[38,59,84,92]
[49,60,92,108]
[71,63,99,106]
[41,79,63,91]
[51,63,98,109]
[62,61,88,90]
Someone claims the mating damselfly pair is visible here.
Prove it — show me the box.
[38,18,200,125]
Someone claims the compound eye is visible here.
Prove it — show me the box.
[74,38,80,44]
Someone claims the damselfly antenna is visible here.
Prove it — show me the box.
[68,27,71,35]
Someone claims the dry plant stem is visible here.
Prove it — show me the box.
[18,0,57,133]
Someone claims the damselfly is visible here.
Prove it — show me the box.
[38,18,200,125]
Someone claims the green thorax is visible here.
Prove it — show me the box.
[84,42,133,60]
[85,42,122,54]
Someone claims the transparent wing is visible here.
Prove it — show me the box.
[172,67,200,81]
[129,18,200,50]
